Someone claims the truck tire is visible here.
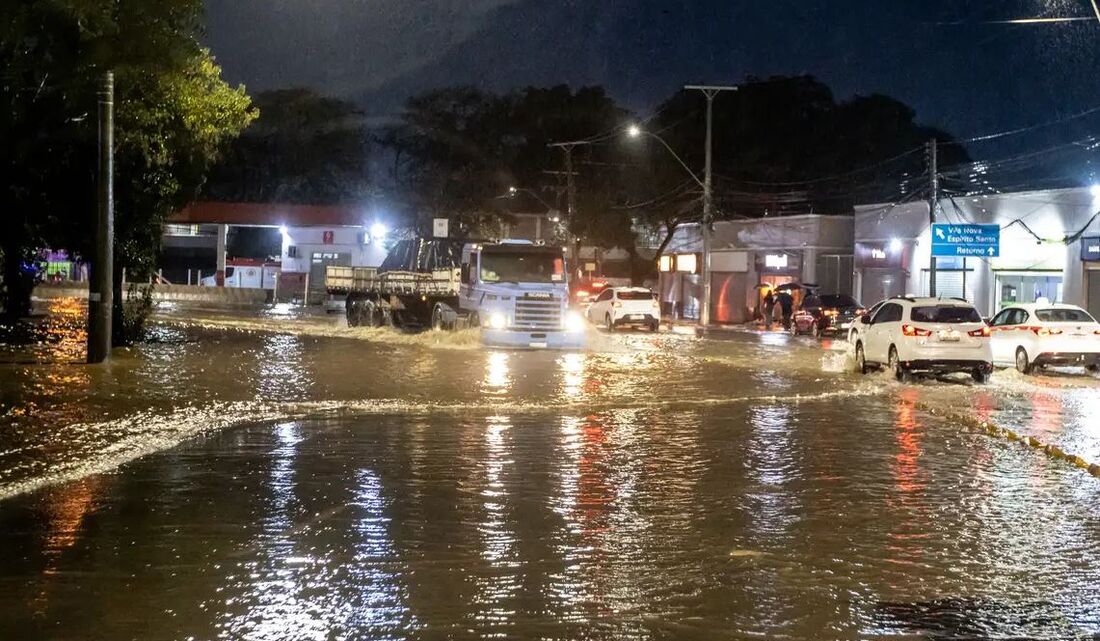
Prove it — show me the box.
[346,299,360,327]
[364,301,383,328]
[431,303,457,331]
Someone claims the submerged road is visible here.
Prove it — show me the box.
[2,300,1100,639]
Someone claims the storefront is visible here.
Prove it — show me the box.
[854,240,907,304]
[1082,236,1100,319]
[856,187,1100,316]
[657,215,854,323]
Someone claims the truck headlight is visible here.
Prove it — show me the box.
[488,312,508,330]
[564,311,586,333]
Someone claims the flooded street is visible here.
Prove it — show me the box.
[3,300,1100,639]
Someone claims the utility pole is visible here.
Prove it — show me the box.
[927,139,938,298]
[548,141,586,276]
[88,71,114,364]
[685,84,736,326]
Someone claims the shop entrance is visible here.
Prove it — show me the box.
[1087,269,1100,320]
[995,271,1063,311]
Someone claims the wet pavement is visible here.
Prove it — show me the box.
[2,299,1100,639]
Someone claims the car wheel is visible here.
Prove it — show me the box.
[855,342,869,375]
[1087,364,1099,374]
[650,321,660,332]
[972,367,990,384]
[889,346,909,382]
[605,314,615,332]
[811,321,820,338]
[1015,347,1032,375]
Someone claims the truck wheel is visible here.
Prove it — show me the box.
[365,301,383,328]
[346,299,361,327]
[431,305,453,331]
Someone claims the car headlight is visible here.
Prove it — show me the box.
[488,312,508,330]
[564,311,586,333]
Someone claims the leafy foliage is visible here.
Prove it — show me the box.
[204,88,372,204]
[1,0,255,335]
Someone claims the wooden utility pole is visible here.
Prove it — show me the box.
[88,71,114,363]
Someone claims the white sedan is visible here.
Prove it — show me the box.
[989,302,1100,374]
[586,287,660,332]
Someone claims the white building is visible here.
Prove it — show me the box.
[855,187,1100,318]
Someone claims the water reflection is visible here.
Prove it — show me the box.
[482,352,512,394]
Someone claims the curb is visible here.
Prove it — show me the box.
[914,400,1100,478]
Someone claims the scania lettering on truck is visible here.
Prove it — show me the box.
[459,240,585,349]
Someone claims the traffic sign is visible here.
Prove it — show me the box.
[931,223,1000,258]
[433,218,449,238]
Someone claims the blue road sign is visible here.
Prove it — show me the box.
[931,223,1000,258]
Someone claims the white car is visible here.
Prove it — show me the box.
[847,299,885,346]
[989,302,1100,374]
[586,287,660,332]
[853,297,993,382]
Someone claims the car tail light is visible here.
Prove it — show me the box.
[824,309,839,317]
[1030,326,1063,336]
[902,324,932,337]
[855,308,866,316]
[968,327,991,338]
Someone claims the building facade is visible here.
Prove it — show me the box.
[659,215,855,323]
[856,187,1100,318]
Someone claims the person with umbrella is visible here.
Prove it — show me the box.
[762,288,776,329]
[776,289,795,331]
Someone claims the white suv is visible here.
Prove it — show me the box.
[586,287,660,332]
[853,297,993,382]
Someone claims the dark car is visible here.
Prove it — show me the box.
[792,294,865,337]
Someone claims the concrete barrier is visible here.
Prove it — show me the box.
[34,282,271,305]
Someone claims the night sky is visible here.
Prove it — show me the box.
[205,0,1100,142]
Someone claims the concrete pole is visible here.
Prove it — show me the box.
[87,71,114,364]
[928,140,939,297]
[216,224,228,286]
[685,85,736,326]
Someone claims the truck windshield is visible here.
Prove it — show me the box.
[480,252,564,284]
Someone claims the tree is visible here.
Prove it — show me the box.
[0,0,255,332]
[381,85,634,247]
[629,75,970,254]
[204,88,372,204]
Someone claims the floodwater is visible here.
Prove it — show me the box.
[2,299,1100,640]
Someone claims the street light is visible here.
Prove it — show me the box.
[625,125,704,188]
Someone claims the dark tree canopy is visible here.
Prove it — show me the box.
[1,0,255,326]
[204,88,372,204]
[626,75,970,254]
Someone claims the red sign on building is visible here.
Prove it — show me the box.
[322,230,334,245]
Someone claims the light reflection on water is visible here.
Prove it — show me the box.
[1,302,1100,638]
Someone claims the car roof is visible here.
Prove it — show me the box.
[1002,302,1085,311]
[886,296,976,306]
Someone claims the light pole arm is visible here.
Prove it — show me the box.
[643,131,705,189]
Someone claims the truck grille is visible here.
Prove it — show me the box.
[514,296,562,330]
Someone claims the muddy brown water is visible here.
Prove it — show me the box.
[1,300,1099,639]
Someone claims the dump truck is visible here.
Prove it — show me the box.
[326,238,586,349]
